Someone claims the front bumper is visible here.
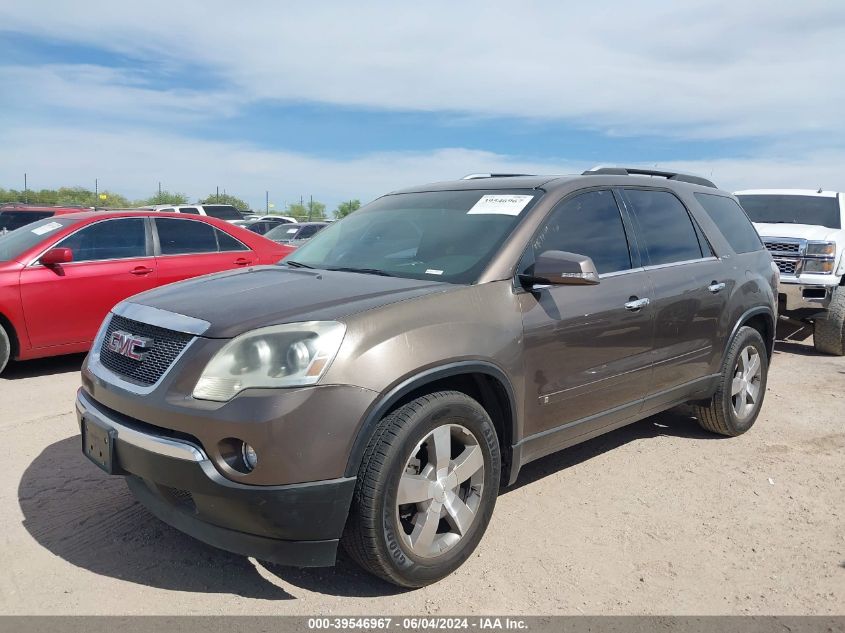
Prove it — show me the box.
[777,281,835,313]
[75,388,356,567]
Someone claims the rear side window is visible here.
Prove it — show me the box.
[532,189,632,274]
[216,229,248,252]
[624,189,703,266]
[57,219,147,262]
[178,207,201,215]
[695,193,763,254]
[155,218,217,254]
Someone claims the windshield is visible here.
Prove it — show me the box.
[202,205,242,220]
[0,217,76,262]
[266,224,302,243]
[283,189,539,283]
[737,194,841,229]
[0,210,54,232]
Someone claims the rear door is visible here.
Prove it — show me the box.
[19,217,156,348]
[152,217,256,285]
[518,189,654,455]
[620,188,728,405]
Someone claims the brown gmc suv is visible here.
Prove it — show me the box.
[77,167,778,587]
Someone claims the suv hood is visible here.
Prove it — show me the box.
[753,222,841,242]
[125,265,452,338]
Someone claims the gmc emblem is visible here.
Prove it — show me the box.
[107,330,153,361]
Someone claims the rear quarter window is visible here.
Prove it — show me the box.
[694,193,764,254]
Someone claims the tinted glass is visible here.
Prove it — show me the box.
[215,229,248,252]
[266,224,301,242]
[0,211,53,231]
[695,193,763,254]
[202,205,241,220]
[298,224,324,238]
[0,217,76,261]
[159,208,176,213]
[179,207,201,215]
[736,194,840,229]
[532,190,631,274]
[624,189,703,265]
[155,218,217,254]
[57,218,147,262]
[287,190,539,283]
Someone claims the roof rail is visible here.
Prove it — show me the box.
[461,173,534,180]
[582,166,717,189]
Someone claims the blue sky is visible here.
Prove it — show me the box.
[1,2,843,211]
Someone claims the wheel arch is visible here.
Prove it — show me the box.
[726,306,775,360]
[344,361,518,485]
[0,310,20,359]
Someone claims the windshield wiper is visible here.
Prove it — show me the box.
[284,260,315,269]
[326,266,395,277]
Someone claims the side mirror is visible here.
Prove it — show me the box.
[39,247,73,267]
[520,250,600,288]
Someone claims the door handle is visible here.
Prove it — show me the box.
[233,258,253,266]
[624,297,650,311]
[130,266,154,276]
[708,281,726,293]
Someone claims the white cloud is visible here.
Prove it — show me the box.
[2,125,843,211]
[1,1,843,140]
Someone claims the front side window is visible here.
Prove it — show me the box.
[695,193,763,254]
[624,189,703,266]
[286,190,540,283]
[56,218,147,262]
[531,189,632,274]
[155,218,217,254]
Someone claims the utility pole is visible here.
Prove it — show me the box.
[24,173,28,203]
[216,186,219,202]
[308,195,313,221]
[95,178,98,202]
[158,181,162,204]
[265,190,269,213]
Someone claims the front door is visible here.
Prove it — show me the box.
[20,217,156,349]
[519,189,654,459]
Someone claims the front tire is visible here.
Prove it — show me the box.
[694,326,768,436]
[343,391,500,587]
[0,323,10,375]
[813,286,845,356]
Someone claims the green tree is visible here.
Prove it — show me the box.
[137,190,189,206]
[286,200,327,221]
[200,192,251,211]
[334,199,361,219]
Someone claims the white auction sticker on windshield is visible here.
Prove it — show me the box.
[31,221,63,235]
[286,228,298,233]
[467,194,533,216]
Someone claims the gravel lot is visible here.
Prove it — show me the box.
[0,330,842,615]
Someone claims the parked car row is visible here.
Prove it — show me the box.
[71,168,782,588]
[0,212,291,373]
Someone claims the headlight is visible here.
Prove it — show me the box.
[805,241,836,256]
[802,259,834,274]
[193,321,346,401]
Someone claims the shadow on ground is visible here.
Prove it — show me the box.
[2,353,86,380]
[20,407,715,599]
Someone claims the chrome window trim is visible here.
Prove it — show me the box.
[77,390,205,462]
[641,256,718,272]
[598,266,645,279]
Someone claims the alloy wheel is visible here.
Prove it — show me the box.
[731,345,762,421]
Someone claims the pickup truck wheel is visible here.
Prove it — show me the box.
[813,286,845,356]
[694,326,768,437]
[343,391,500,587]
[0,324,10,375]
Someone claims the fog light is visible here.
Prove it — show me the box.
[242,442,258,471]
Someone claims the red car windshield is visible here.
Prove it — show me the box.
[0,217,77,262]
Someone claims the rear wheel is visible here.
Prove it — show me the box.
[813,286,845,356]
[0,324,10,375]
[343,391,500,587]
[695,326,768,436]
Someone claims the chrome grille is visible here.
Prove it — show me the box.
[99,314,193,386]
[775,259,797,275]
[764,241,800,254]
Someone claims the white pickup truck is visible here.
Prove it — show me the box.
[735,189,845,355]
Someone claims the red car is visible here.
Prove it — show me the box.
[0,211,292,373]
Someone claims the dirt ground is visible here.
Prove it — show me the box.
[0,330,842,616]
